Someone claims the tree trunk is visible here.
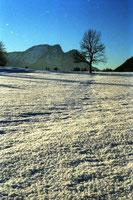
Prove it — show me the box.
[89,60,92,73]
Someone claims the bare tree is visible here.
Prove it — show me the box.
[0,41,7,66]
[73,29,106,73]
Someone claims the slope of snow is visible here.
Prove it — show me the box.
[0,68,133,199]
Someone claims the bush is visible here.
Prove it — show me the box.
[81,67,87,71]
[103,68,113,72]
[46,67,50,70]
[0,41,7,66]
[73,67,80,71]
[54,67,58,70]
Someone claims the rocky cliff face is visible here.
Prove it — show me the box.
[7,44,89,71]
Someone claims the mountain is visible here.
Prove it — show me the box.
[115,57,133,72]
[7,44,99,71]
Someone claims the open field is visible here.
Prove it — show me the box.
[0,68,133,199]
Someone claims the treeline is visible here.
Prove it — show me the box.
[45,67,88,72]
[102,68,113,72]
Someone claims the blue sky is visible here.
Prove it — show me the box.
[0,0,132,69]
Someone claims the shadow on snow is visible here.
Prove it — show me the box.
[1,70,133,87]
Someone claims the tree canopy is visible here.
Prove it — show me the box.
[73,29,106,73]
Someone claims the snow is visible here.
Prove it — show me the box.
[8,45,50,66]
[0,68,133,199]
[7,45,89,71]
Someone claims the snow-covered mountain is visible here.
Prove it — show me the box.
[7,44,90,71]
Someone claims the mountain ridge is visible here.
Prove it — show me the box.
[7,44,99,71]
[115,57,133,72]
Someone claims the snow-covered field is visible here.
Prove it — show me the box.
[0,68,133,199]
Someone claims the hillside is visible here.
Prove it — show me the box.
[115,57,133,72]
[7,44,99,71]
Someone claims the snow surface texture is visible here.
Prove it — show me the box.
[0,68,133,199]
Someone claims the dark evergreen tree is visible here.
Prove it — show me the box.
[0,41,7,66]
